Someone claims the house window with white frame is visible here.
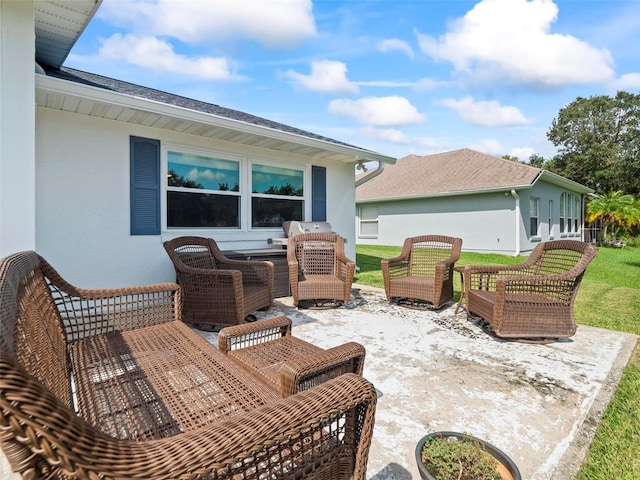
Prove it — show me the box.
[359,205,378,237]
[167,151,241,228]
[559,193,566,234]
[530,197,540,237]
[567,193,573,233]
[574,196,581,233]
[251,164,304,228]
[548,199,553,238]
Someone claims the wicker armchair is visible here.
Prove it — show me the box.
[464,240,598,340]
[382,235,463,309]
[164,236,274,327]
[287,233,355,307]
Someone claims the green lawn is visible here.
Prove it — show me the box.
[355,244,640,479]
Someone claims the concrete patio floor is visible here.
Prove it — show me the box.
[195,285,638,480]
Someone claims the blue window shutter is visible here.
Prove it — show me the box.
[311,165,326,221]
[130,136,160,235]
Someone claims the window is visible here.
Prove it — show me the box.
[530,197,540,237]
[359,205,378,237]
[567,193,573,233]
[251,164,304,228]
[559,193,565,234]
[167,151,240,228]
[548,200,553,237]
[132,138,323,233]
[574,196,581,233]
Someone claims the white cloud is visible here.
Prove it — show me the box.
[509,147,535,161]
[610,73,640,91]
[414,78,442,91]
[360,126,411,144]
[98,0,316,48]
[470,138,504,156]
[328,96,425,127]
[378,38,415,58]
[283,60,358,94]
[416,0,614,87]
[355,81,415,88]
[99,34,238,80]
[439,96,528,127]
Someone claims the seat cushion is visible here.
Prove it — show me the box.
[298,275,346,301]
[68,320,279,441]
[388,276,435,302]
[227,336,324,391]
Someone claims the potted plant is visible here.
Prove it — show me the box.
[415,431,521,480]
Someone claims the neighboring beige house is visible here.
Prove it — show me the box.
[356,149,593,255]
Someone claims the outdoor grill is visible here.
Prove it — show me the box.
[269,221,339,246]
[282,221,336,237]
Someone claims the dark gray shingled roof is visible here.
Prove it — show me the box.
[43,65,363,151]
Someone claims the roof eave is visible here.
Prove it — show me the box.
[36,74,396,165]
[538,170,594,193]
[35,0,103,69]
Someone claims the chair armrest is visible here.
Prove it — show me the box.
[382,258,410,281]
[434,259,457,280]
[218,316,292,354]
[217,258,274,285]
[279,342,366,397]
[1,355,376,480]
[336,256,356,282]
[464,264,534,292]
[497,274,579,301]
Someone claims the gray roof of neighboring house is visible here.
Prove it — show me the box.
[43,66,363,151]
[356,148,591,202]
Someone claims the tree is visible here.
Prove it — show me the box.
[167,169,203,189]
[586,190,640,241]
[546,91,640,195]
[528,154,546,168]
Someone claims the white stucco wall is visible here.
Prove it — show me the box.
[357,182,586,255]
[357,192,519,254]
[0,0,36,256]
[35,107,357,287]
[520,180,584,252]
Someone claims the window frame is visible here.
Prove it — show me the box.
[161,145,309,232]
[567,193,573,233]
[358,204,379,238]
[548,199,553,239]
[165,149,242,229]
[560,192,566,236]
[574,196,581,234]
[529,196,540,238]
[250,162,305,229]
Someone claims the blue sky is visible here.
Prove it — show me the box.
[67,0,640,163]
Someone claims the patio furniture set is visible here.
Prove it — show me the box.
[0,234,597,478]
[0,251,375,479]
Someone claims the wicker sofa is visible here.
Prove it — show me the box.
[0,251,377,479]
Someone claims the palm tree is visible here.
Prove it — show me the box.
[586,191,640,242]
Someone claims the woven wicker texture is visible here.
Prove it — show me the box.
[464,240,598,339]
[0,251,377,479]
[164,236,274,326]
[382,235,463,309]
[287,233,355,307]
[219,316,366,397]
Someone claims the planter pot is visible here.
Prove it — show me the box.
[415,431,521,480]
